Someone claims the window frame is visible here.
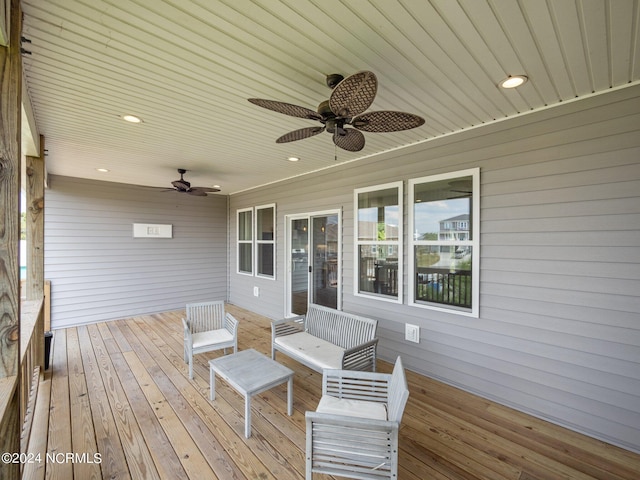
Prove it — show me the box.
[237,207,253,276]
[255,203,276,280]
[408,168,480,317]
[353,181,403,303]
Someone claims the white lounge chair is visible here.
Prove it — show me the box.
[182,300,238,379]
[305,356,409,480]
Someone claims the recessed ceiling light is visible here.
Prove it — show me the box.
[96,168,109,173]
[287,157,300,162]
[121,114,143,123]
[499,75,528,89]
[213,185,221,189]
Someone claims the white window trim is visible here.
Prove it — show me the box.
[408,168,480,317]
[255,203,276,280]
[236,207,253,276]
[353,181,403,304]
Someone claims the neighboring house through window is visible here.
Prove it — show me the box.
[409,168,480,316]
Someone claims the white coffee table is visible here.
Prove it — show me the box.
[209,348,294,438]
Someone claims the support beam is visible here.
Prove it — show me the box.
[26,135,45,301]
[26,135,45,371]
[0,0,22,477]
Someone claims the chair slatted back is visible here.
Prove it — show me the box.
[186,300,225,334]
[323,370,390,404]
[305,304,377,349]
[387,356,409,423]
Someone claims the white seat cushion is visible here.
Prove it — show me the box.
[274,332,344,370]
[192,328,234,349]
[316,395,388,420]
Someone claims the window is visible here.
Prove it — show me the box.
[255,204,275,278]
[237,208,253,275]
[409,169,479,316]
[354,182,402,302]
[237,204,276,278]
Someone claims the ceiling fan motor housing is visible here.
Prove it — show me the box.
[325,73,344,89]
[172,169,191,190]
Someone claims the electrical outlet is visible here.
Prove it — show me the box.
[405,324,420,343]
[253,286,260,297]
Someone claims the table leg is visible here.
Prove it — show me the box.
[287,376,293,416]
[210,369,216,401]
[245,394,251,438]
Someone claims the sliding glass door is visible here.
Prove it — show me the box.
[286,211,341,316]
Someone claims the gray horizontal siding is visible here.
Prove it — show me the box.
[228,84,640,453]
[45,176,228,328]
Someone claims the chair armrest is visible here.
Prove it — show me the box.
[341,338,379,371]
[306,410,397,432]
[182,318,192,341]
[224,312,239,335]
[271,315,305,340]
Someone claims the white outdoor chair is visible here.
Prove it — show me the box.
[305,356,409,480]
[182,300,238,379]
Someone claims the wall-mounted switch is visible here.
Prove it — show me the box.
[405,324,420,343]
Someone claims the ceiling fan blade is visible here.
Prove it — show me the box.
[329,71,377,118]
[187,188,209,196]
[248,98,322,121]
[333,127,365,152]
[191,186,221,193]
[351,111,425,132]
[276,126,325,143]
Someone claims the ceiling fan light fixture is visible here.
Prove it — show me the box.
[121,114,143,123]
[499,75,528,89]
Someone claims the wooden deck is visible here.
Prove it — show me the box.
[28,305,640,480]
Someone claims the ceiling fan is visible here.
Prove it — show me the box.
[248,71,425,152]
[167,169,220,196]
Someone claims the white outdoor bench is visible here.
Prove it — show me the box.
[271,304,378,372]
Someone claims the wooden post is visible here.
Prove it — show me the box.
[0,0,23,477]
[26,135,45,302]
[26,136,45,369]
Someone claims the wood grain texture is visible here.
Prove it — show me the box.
[0,2,23,475]
[25,135,45,302]
[0,0,22,378]
[24,305,640,479]
[46,329,72,480]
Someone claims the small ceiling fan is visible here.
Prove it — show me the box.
[167,169,219,196]
[248,71,425,152]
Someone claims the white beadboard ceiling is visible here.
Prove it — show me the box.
[20,0,640,195]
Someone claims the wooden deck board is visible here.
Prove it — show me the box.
[76,325,132,480]
[33,304,640,480]
[67,327,100,480]
[47,328,73,480]
[133,313,298,479]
